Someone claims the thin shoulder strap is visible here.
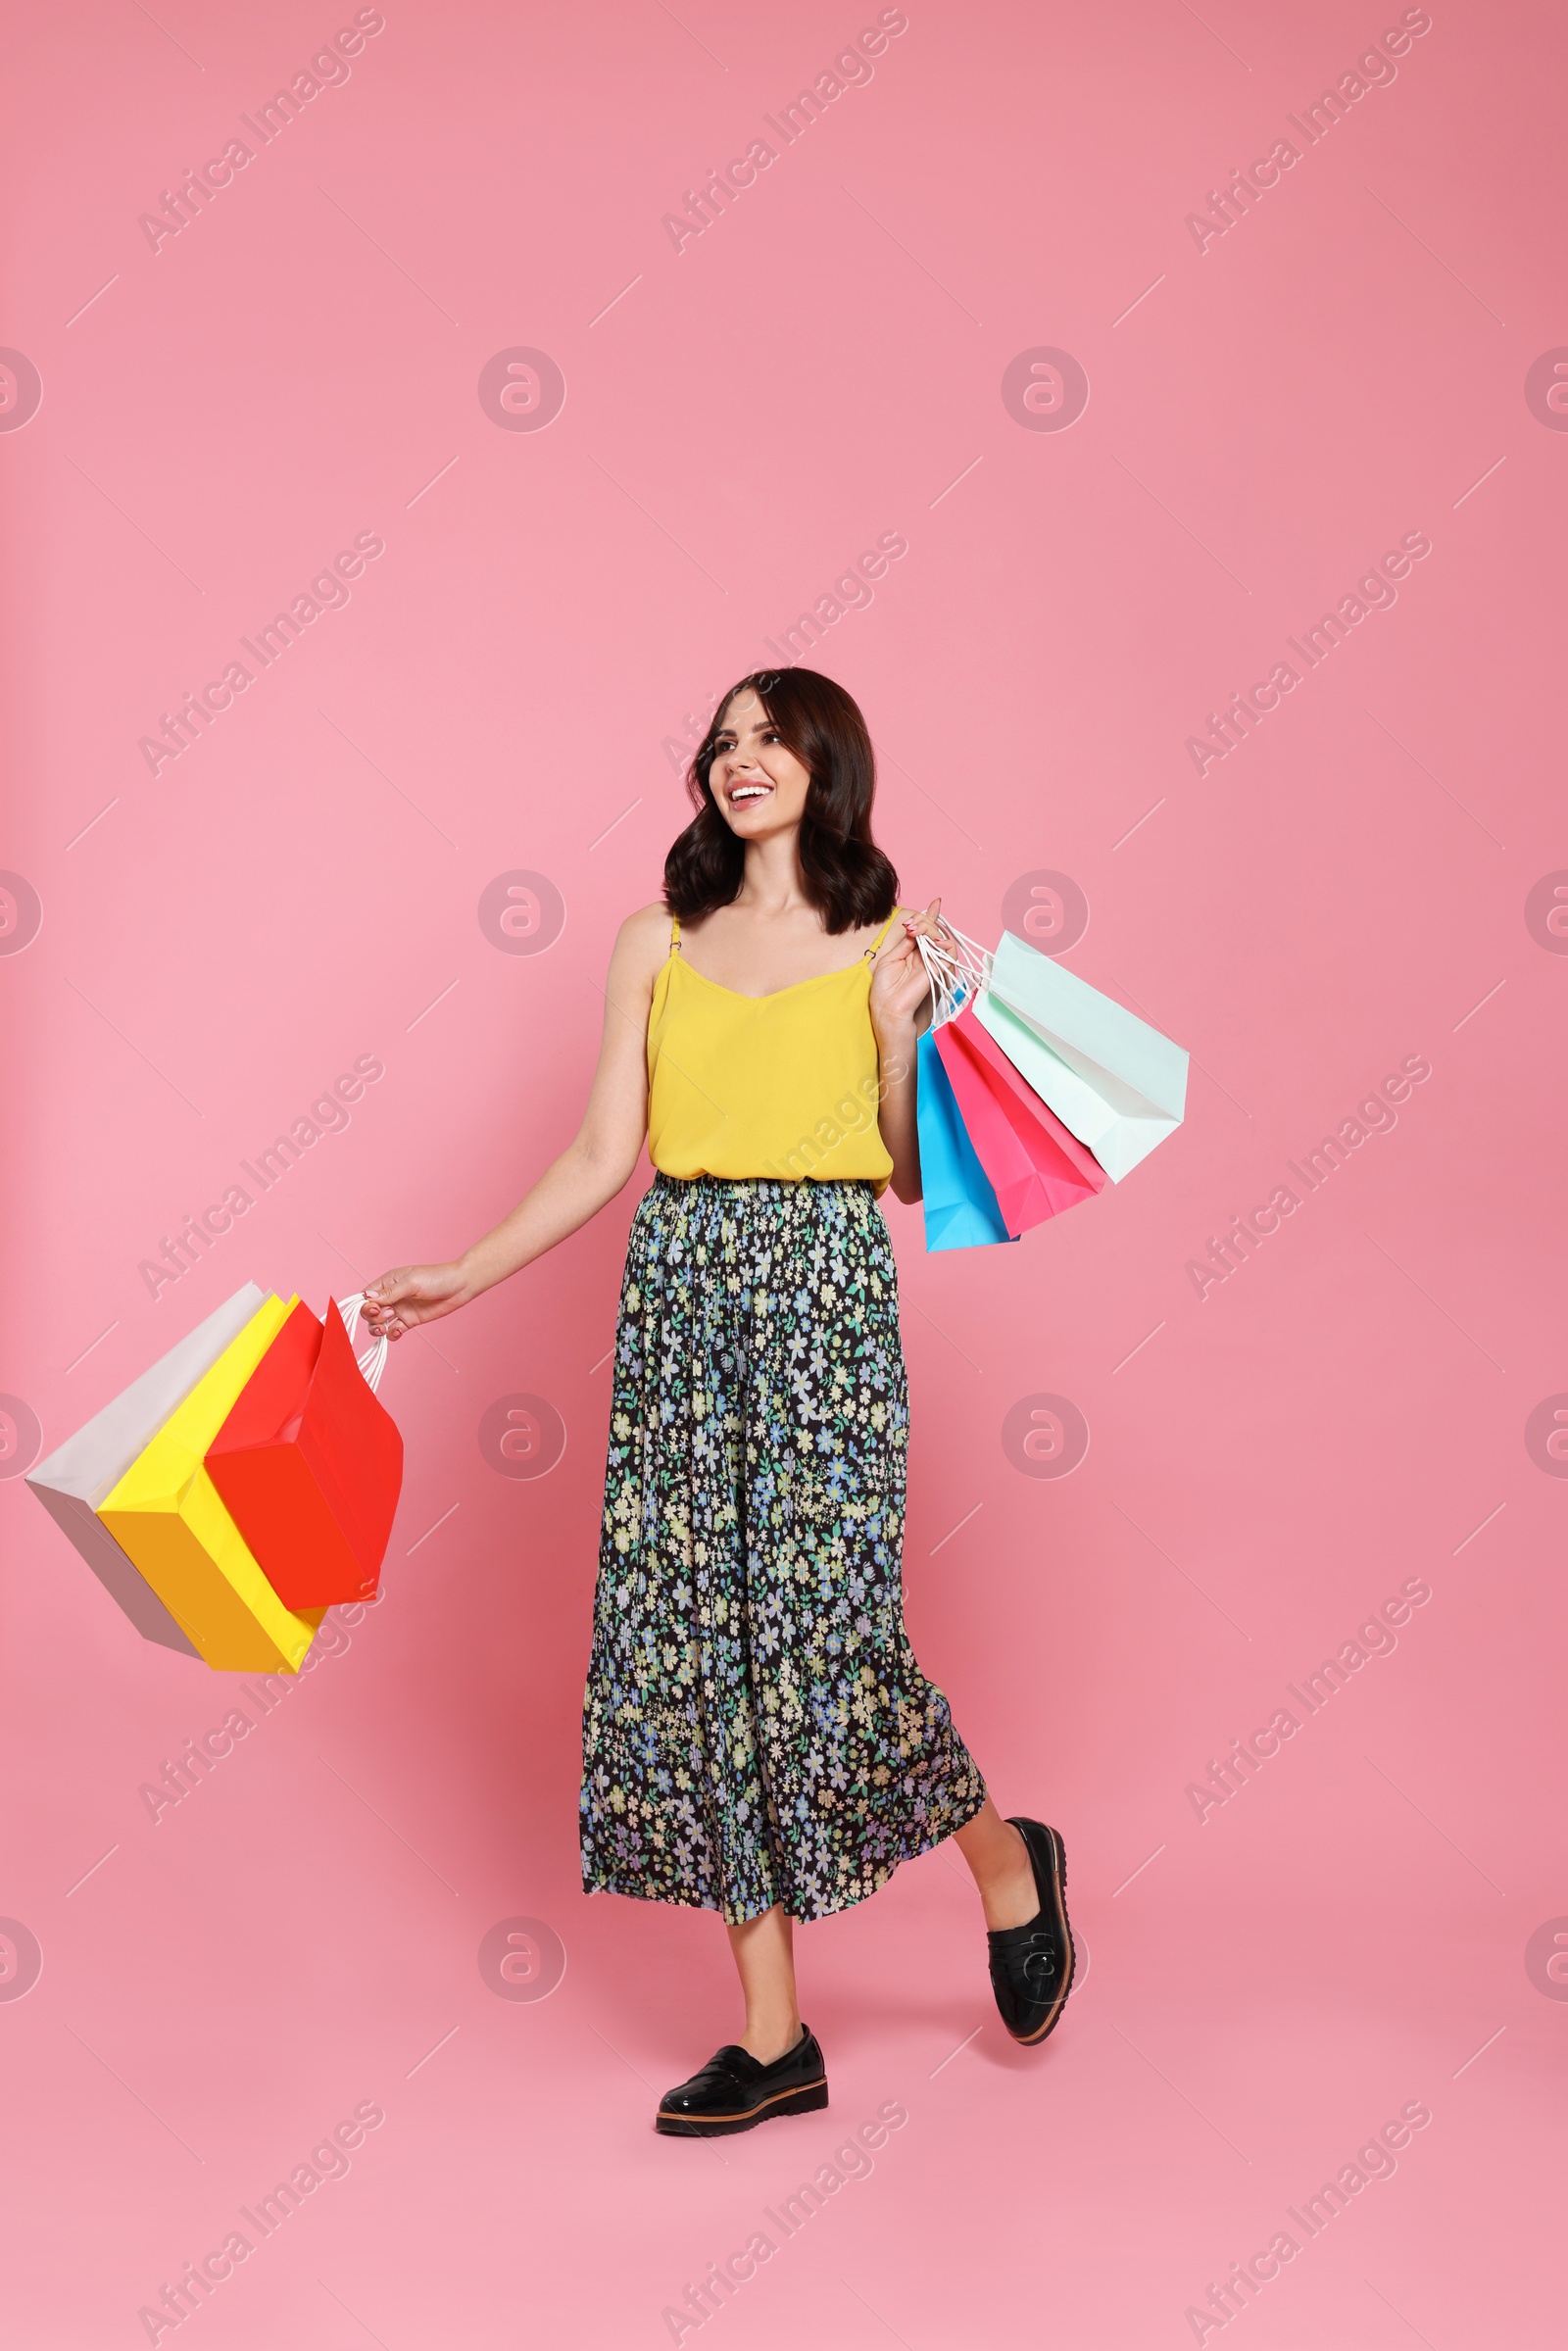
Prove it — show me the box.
[864,906,904,957]
[669,911,682,953]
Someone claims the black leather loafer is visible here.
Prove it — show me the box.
[656,2026,828,2136]
[987,1818,1076,2045]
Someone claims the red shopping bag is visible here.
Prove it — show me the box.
[933,1002,1106,1237]
[205,1298,403,1607]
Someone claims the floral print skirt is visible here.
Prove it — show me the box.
[580,1173,987,1926]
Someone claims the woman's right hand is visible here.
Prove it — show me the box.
[360,1261,469,1342]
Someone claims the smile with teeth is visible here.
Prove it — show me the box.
[729,780,773,804]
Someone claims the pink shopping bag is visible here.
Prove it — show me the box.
[933,1002,1106,1237]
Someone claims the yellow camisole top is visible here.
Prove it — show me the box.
[647,907,902,1193]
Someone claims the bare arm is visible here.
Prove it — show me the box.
[362,905,668,1341]
[868,899,949,1204]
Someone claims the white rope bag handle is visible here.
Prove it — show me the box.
[330,1293,389,1395]
[913,919,992,1030]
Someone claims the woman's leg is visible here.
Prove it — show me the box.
[726,1904,804,2064]
[953,1796,1042,1930]
[658,1905,826,2134]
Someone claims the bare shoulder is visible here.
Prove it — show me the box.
[609,901,675,988]
[618,900,675,950]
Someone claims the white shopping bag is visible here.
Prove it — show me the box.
[972,931,1188,1181]
[26,1285,268,1653]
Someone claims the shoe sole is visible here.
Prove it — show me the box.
[656,2080,829,2137]
[1007,1823,1076,2046]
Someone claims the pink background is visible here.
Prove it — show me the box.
[2,2,1564,2343]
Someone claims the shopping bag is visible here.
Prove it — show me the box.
[933,1003,1106,1237]
[96,1294,324,1674]
[25,1285,269,1654]
[915,1027,1017,1251]
[972,930,1188,1182]
[206,1296,403,1607]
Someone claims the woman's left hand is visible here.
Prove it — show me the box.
[869,897,956,1038]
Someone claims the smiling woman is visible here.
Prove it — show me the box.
[362,665,1078,2135]
[664,666,896,942]
[648,672,908,1190]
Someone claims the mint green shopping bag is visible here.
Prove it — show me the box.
[971,932,1188,1182]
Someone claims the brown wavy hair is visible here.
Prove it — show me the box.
[663,667,900,934]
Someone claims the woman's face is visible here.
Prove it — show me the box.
[707,690,812,839]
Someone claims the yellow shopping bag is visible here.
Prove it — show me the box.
[97,1293,324,1672]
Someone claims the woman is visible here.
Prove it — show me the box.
[362,667,1075,2135]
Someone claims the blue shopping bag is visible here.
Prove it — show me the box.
[916,1027,1017,1251]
